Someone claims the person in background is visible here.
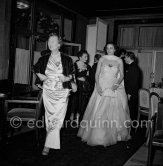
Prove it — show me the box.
[70,50,92,123]
[33,33,74,156]
[119,48,127,59]
[118,48,127,74]
[124,51,141,135]
[90,54,102,92]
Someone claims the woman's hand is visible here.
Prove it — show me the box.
[111,84,119,91]
[37,73,47,81]
[77,77,85,81]
[96,84,102,96]
[127,94,131,100]
[59,75,71,82]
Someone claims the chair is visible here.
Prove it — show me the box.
[150,92,160,118]
[0,79,12,95]
[147,102,163,166]
[11,83,33,98]
[4,90,43,146]
[146,92,160,145]
[136,88,150,136]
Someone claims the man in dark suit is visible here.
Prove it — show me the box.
[124,51,141,135]
[118,48,128,75]
[90,54,101,93]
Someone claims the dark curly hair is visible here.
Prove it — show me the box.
[103,42,120,56]
[126,51,136,61]
[77,50,89,63]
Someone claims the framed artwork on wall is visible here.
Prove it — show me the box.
[63,18,72,42]
[61,42,81,63]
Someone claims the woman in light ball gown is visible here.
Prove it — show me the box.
[77,43,131,146]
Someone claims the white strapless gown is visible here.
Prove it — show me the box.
[77,55,131,146]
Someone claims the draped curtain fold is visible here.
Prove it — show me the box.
[14,48,30,84]
[137,51,153,88]
[64,18,72,41]
[120,27,134,47]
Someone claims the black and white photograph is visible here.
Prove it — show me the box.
[0,0,163,165]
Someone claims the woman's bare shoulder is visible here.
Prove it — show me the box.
[99,56,105,62]
[117,57,123,64]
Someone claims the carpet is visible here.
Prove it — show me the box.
[124,143,163,166]
[0,126,148,166]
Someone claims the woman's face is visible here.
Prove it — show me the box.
[80,53,88,63]
[48,35,60,51]
[106,44,115,55]
[124,56,130,64]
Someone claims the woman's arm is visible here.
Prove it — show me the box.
[112,58,124,91]
[33,57,47,82]
[59,58,74,82]
[95,58,103,95]
[117,58,124,84]
[36,73,47,81]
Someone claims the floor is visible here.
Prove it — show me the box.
[0,123,146,166]
[124,143,163,166]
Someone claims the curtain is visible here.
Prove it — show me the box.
[120,27,134,47]
[139,27,163,47]
[14,48,30,84]
[64,18,72,41]
[137,51,153,88]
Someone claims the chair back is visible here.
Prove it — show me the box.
[156,102,163,130]
[5,89,43,122]
[147,102,163,166]
[12,83,32,97]
[139,88,150,109]
[150,92,160,118]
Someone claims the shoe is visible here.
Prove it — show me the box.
[42,147,50,156]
